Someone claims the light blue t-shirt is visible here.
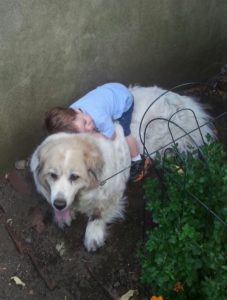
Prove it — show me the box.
[70,83,133,138]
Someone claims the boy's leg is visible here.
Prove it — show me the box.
[125,135,140,157]
[118,105,141,158]
[118,104,151,182]
[125,135,151,182]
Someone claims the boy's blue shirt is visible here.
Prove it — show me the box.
[70,83,133,138]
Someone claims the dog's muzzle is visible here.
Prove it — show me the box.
[53,198,67,210]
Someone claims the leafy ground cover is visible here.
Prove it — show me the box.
[139,140,227,299]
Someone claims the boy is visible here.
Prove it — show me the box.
[44,83,150,182]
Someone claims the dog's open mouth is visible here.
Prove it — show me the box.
[54,207,71,224]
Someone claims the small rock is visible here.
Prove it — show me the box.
[15,160,28,170]
[113,281,120,288]
[56,241,66,256]
[25,237,33,244]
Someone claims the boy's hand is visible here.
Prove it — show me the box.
[91,131,106,139]
[109,132,116,140]
[91,131,116,140]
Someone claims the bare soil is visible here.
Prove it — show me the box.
[0,167,149,300]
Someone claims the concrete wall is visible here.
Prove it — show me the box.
[1,0,227,173]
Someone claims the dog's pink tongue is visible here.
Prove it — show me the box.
[54,208,70,222]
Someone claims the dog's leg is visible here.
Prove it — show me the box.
[84,212,106,252]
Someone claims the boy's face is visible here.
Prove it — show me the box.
[73,110,95,133]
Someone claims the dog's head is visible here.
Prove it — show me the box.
[31,133,104,212]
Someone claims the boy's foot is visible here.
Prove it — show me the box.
[130,156,152,183]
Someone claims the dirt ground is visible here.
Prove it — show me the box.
[0,167,151,300]
[1,75,227,300]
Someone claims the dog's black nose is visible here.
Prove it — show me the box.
[53,199,67,210]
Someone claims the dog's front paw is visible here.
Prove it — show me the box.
[84,220,106,252]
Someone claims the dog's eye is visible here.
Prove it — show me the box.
[49,172,58,180]
[69,174,79,182]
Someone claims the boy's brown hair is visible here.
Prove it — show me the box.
[44,107,78,134]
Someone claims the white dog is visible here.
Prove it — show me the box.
[30,86,215,251]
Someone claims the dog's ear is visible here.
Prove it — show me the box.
[83,145,104,186]
[30,144,51,200]
[31,144,46,174]
[30,147,42,174]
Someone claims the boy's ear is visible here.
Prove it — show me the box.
[74,109,81,114]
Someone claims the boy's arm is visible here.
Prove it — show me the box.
[109,132,116,140]
[92,131,116,140]
[92,116,116,140]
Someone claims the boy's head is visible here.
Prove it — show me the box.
[44,107,95,134]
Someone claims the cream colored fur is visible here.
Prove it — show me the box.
[30,85,215,251]
[31,124,130,251]
[130,85,214,156]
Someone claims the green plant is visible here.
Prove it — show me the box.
[139,141,227,299]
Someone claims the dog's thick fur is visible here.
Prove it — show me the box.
[30,86,215,251]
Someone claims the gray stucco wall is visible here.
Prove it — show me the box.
[0,0,227,173]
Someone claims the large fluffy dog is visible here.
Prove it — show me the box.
[30,86,215,251]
